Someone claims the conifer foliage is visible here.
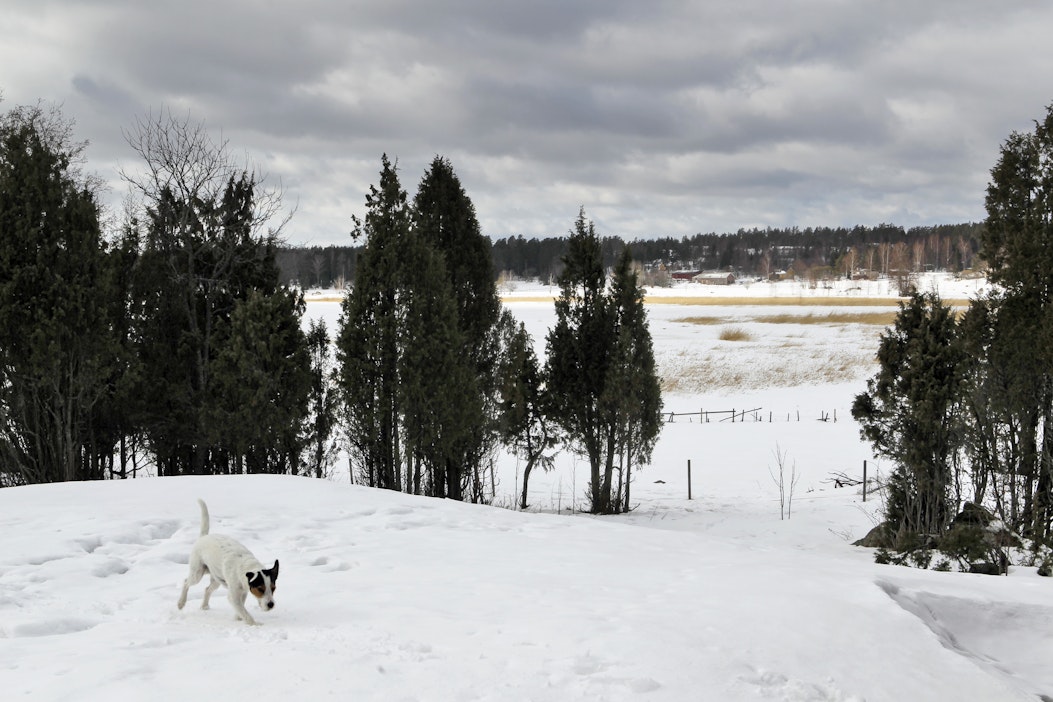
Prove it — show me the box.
[852,292,964,541]
[121,109,308,476]
[545,209,663,514]
[413,157,502,500]
[965,102,1053,540]
[848,103,1053,557]
[336,155,480,498]
[0,104,117,484]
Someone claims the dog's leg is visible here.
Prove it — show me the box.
[229,588,259,626]
[177,557,206,610]
[201,576,221,610]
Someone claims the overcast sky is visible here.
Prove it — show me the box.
[3,1,1053,247]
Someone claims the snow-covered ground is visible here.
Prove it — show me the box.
[4,273,1049,701]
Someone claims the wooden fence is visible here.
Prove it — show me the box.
[665,408,839,423]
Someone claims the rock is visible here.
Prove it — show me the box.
[967,560,1006,576]
[951,502,994,528]
[854,523,894,548]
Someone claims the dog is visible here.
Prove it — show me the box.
[177,499,279,626]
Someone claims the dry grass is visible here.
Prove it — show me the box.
[644,295,971,307]
[675,311,898,327]
[754,311,899,326]
[718,326,753,342]
[658,346,878,392]
[672,316,725,325]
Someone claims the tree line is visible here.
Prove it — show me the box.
[852,103,1053,570]
[0,100,662,514]
[276,223,985,290]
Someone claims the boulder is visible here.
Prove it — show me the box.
[854,523,894,549]
[951,502,994,528]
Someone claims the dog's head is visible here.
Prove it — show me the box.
[246,560,279,611]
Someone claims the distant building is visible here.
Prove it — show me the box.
[693,272,736,285]
[670,270,702,281]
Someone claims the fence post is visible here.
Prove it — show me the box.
[862,460,867,503]
[688,459,692,500]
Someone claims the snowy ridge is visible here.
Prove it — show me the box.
[0,473,1049,701]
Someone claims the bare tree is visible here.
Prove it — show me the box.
[121,108,291,238]
[121,108,298,475]
[769,444,801,520]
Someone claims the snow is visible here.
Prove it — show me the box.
[2,273,1049,701]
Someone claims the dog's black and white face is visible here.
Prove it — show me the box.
[246,560,279,611]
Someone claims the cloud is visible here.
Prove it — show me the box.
[3,0,1052,245]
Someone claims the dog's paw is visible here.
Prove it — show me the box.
[200,603,210,610]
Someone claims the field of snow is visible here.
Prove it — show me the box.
[4,273,1051,701]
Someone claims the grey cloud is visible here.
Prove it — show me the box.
[4,0,1053,244]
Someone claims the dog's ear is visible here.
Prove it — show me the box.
[271,559,279,581]
[245,572,255,584]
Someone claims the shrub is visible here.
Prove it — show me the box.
[719,326,752,342]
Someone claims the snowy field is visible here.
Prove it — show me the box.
[5,273,1052,701]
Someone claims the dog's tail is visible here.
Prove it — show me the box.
[196,499,210,536]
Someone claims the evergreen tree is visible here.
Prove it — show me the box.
[209,289,312,474]
[972,102,1053,538]
[546,209,614,512]
[496,310,558,509]
[0,103,117,484]
[604,247,663,512]
[336,155,475,497]
[546,210,662,514]
[413,156,502,500]
[306,319,339,479]
[123,110,300,475]
[958,291,1046,530]
[852,292,964,542]
[336,154,409,490]
[396,233,477,499]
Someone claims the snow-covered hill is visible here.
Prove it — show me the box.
[1,473,1050,700]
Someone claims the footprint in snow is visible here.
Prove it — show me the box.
[9,618,98,638]
[309,556,351,572]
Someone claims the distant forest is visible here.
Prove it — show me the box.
[276,222,985,289]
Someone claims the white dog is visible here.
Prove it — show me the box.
[177,499,279,626]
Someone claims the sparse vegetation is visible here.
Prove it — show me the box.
[719,326,753,341]
[652,296,970,307]
[755,312,899,326]
[672,316,725,325]
[676,311,900,327]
